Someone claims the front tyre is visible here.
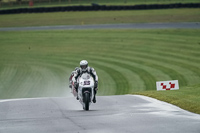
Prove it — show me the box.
[84,93,90,111]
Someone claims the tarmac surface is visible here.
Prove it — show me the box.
[0,95,200,133]
[0,22,200,31]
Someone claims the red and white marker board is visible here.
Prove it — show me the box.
[156,80,179,91]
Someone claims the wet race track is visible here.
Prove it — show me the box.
[0,95,200,133]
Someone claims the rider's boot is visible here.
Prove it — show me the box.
[75,87,79,100]
[93,94,96,103]
[93,96,96,103]
[93,88,97,103]
[76,91,79,100]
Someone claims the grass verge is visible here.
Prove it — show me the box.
[134,85,200,114]
[0,8,200,27]
[1,0,200,9]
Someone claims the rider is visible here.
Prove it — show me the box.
[74,60,98,103]
[69,67,79,89]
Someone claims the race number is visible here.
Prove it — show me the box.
[156,80,179,91]
[84,81,90,85]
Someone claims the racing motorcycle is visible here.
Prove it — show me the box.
[71,73,95,111]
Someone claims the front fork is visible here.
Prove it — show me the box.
[79,88,94,103]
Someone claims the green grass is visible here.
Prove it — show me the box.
[0,30,199,107]
[134,85,200,114]
[0,8,200,27]
[1,0,199,9]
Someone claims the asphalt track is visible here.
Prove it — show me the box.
[0,95,200,133]
[0,22,200,31]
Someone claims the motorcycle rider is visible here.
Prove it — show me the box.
[74,60,98,103]
[69,67,79,89]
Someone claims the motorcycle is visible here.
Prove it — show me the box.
[71,73,95,111]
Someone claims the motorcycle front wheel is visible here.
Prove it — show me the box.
[84,92,90,111]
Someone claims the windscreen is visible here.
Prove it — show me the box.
[81,73,91,80]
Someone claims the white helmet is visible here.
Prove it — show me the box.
[80,60,88,72]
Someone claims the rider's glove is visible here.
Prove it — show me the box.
[94,81,98,88]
